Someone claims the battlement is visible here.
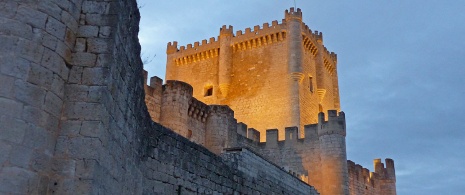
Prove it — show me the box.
[220,25,234,36]
[318,110,346,136]
[285,7,303,21]
[348,158,396,194]
[347,160,379,189]
[374,158,396,181]
[162,80,193,95]
[188,98,210,123]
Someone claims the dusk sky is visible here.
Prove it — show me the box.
[137,1,465,194]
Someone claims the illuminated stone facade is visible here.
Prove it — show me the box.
[165,8,340,141]
[144,8,397,195]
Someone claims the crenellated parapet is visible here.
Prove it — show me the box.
[347,159,396,195]
[166,7,337,67]
[285,7,303,21]
[188,98,210,123]
[168,39,220,66]
[232,21,287,52]
[318,110,346,137]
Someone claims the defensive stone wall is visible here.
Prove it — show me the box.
[347,159,396,195]
[0,0,82,193]
[143,74,397,194]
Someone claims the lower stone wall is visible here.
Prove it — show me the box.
[141,124,318,194]
[221,148,318,194]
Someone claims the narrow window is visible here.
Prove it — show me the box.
[187,129,192,139]
[289,133,293,140]
[204,86,213,97]
[309,76,314,93]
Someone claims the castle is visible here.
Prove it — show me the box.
[0,1,395,194]
[145,7,397,195]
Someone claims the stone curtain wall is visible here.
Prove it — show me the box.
[0,0,319,194]
[0,0,82,193]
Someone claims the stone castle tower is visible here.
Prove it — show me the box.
[143,7,396,195]
[165,8,340,141]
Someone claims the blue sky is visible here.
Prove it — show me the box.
[137,1,465,194]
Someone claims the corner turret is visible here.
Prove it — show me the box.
[374,158,397,195]
[218,25,234,97]
[166,41,178,54]
[317,110,349,195]
[285,7,303,21]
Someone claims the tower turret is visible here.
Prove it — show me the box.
[159,80,193,136]
[286,7,304,128]
[218,25,233,97]
[205,105,237,154]
[317,110,349,195]
[374,158,397,195]
[165,41,178,80]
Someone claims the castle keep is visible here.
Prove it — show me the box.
[165,8,340,141]
[145,8,397,195]
[0,0,395,194]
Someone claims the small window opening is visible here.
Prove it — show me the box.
[204,86,213,97]
[309,76,314,93]
[289,133,293,140]
[187,129,192,139]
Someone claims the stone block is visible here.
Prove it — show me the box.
[82,1,110,14]
[38,1,62,20]
[63,102,105,121]
[8,144,33,168]
[33,29,59,50]
[96,54,112,67]
[14,80,46,107]
[85,14,117,26]
[52,159,76,177]
[15,5,48,29]
[0,115,26,144]
[99,26,112,38]
[0,141,12,164]
[60,120,82,136]
[0,97,22,118]
[18,38,45,64]
[0,17,33,40]
[43,91,63,117]
[21,105,47,127]
[82,67,108,86]
[0,167,38,194]
[27,62,54,88]
[71,52,97,67]
[80,120,103,138]
[77,25,99,38]
[0,35,19,54]
[61,10,78,32]
[68,137,102,159]
[87,38,112,54]
[55,39,72,64]
[21,124,50,150]
[41,48,69,79]
[46,16,66,40]
[0,56,30,81]
[51,74,65,98]
[75,38,86,52]
[0,1,18,19]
